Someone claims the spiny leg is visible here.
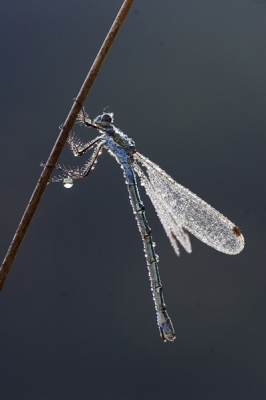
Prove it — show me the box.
[79,141,104,177]
[77,106,93,128]
[68,134,104,157]
[43,141,104,183]
[76,106,110,130]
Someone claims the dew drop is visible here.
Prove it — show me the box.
[63,178,73,188]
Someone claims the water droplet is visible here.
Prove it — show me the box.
[63,178,73,188]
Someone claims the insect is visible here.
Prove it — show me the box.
[46,108,244,342]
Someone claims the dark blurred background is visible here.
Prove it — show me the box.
[0,1,265,399]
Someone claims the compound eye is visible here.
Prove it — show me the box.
[101,113,113,127]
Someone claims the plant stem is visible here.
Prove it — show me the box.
[0,0,135,290]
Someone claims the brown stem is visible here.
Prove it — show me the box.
[0,0,135,290]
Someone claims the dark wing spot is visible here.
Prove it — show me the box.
[232,226,242,237]
[171,231,177,240]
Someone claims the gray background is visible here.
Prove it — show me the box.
[0,1,265,399]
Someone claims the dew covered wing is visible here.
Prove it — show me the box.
[136,153,244,255]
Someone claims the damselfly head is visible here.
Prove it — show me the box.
[94,113,114,127]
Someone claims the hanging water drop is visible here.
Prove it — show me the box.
[63,178,73,188]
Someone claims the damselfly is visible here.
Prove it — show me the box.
[45,108,244,342]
